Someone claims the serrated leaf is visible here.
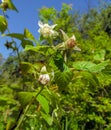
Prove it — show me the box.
[41,112,53,126]
[73,61,96,71]
[0,15,8,33]
[37,94,49,114]
[89,61,109,72]
[54,68,73,89]
[73,61,109,72]
[24,28,35,41]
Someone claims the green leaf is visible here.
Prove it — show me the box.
[24,28,35,41]
[5,33,24,40]
[54,68,73,89]
[21,39,33,48]
[94,49,106,61]
[41,112,53,126]
[0,96,17,106]
[7,0,18,12]
[18,92,35,106]
[73,61,96,71]
[89,61,109,72]
[21,62,36,74]
[0,15,8,33]
[25,45,55,56]
[37,94,49,114]
[73,61,109,72]
[81,71,99,87]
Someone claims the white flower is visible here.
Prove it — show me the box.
[1,0,5,2]
[38,21,58,38]
[38,74,50,85]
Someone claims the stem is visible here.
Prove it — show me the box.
[64,51,67,63]
[2,11,22,65]
[14,86,44,130]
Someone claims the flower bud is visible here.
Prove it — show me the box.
[38,66,50,85]
[38,74,50,85]
[40,66,47,74]
[66,35,76,49]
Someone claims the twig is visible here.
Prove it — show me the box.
[14,86,44,130]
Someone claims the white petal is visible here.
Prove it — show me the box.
[72,35,76,40]
[74,46,81,51]
[38,29,41,33]
[51,24,57,29]
[44,24,50,27]
[38,21,43,28]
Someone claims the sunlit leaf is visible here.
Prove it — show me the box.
[37,94,49,114]
[0,15,8,33]
[25,45,55,56]
[41,112,53,126]
[21,39,34,48]
[73,61,109,72]
[94,49,106,61]
[7,0,18,12]
[24,28,35,41]
[5,33,24,40]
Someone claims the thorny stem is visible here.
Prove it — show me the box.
[14,86,44,130]
[2,11,22,65]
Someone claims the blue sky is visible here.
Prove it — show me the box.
[0,0,104,58]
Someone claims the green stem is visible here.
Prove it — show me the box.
[64,51,67,63]
[14,86,44,130]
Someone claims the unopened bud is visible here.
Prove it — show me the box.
[40,66,47,74]
[38,74,50,85]
[38,66,50,85]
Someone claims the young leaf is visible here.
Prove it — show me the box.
[0,15,8,33]
[7,0,18,12]
[24,28,35,41]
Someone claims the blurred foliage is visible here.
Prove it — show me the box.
[1,1,111,130]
